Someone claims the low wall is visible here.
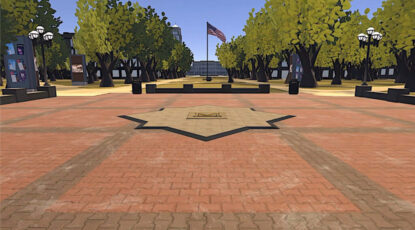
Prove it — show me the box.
[145,84,270,94]
[0,86,57,105]
[355,86,414,105]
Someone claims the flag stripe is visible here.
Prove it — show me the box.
[207,22,226,42]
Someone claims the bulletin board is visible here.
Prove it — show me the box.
[3,36,38,89]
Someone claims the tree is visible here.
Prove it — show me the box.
[0,6,14,86]
[243,9,283,82]
[216,36,247,83]
[133,6,173,82]
[1,0,37,86]
[265,0,351,87]
[1,0,37,36]
[166,42,193,79]
[216,41,237,83]
[33,0,70,82]
[36,34,70,81]
[74,0,136,87]
[374,0,415,90]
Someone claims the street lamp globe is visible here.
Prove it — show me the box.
[43,32,53,41]
[358,33,366,41]
[367,27,375,35]
[379,33,383,40]
[36,26,45,34]
[372,32,380,40]
[363,34,369,42]
[29,31,39,40]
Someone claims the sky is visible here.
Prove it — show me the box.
[50,0,384,61]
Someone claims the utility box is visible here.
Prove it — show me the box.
[289,79,299,94]
[132,80,142,94]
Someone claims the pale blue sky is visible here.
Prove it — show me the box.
[50,0,384,61]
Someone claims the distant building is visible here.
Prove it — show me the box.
[62,32,76,55]
[171,25,182,42]
[187,61,227,76]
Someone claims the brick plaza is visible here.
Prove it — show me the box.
[0,93,414,229]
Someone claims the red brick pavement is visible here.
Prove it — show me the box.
[304,133,415,205]
[48,132,358,213]
[6,108,152,128]
[0,109,50,122]
[0,132,110,201]
[1,93,414,229]
[263,108,407,128]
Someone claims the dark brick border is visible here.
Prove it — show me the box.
[118,114,295,142]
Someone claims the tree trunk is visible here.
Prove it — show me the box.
[249,59,257,80]
[146,59,156,81]
[86,61,97,84]
[315,67,323,81]
[172,67,178,79]
[227,68,234,83]
[264,55,272,80]
[255,55,268,82]
[395,51,410,83]
[39,67,45,82]
[121,59,135,84]
[96,52,116,87]
[356,64,364,81]
[47,69,56,81]
[139,62,150,82]
[151,59,158,80]
[0,60,4,86]
[296,46,317,88]
[331,59,342,85]
[345,63,353,80]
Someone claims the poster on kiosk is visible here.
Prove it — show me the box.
[3,36,38,90]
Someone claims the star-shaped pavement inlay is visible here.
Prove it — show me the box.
[120,105,294,141]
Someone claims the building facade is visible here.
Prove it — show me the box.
[187,61,227,76]
[171,25,182,42]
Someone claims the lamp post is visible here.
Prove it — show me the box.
[357,27,382,85]
[28,26,54,86]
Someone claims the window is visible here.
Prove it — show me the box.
[113,70,119,77]
[281,70,288,79]
[132,70,138,77]
[97,70,101,77]
[272,70,278,78]
[381,69,386,75]
[388,68,394,75]
[323,70,329,78]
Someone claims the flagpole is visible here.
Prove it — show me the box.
[206,22,210,81]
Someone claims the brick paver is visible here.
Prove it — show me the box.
[304,133,415,205]
[48,132,357,213]
[0,132,110,201]
[0,92,414,229]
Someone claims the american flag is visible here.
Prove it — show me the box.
[207,22,226,43]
